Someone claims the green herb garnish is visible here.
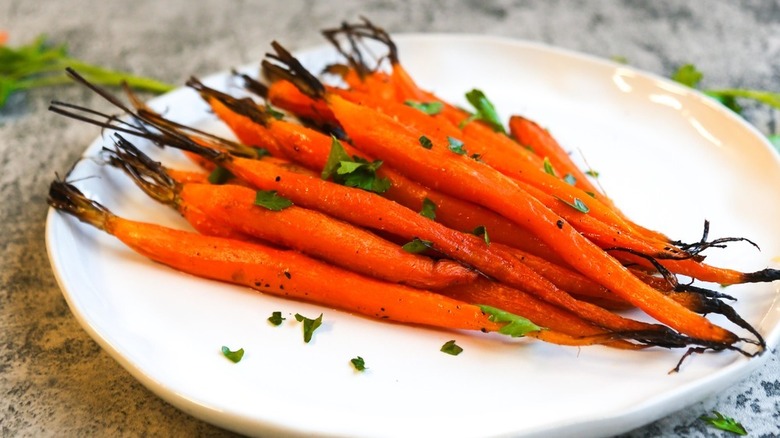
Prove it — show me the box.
[0,34,174,109]
[268,311,285,326]
[418,135,433,149]
[350,356,367,371]
[671,64,704,88]
[221,346,245,363]
[265,102,285,120]
[254,190,293,211]
[402,238,433,254]
[447,136,467,155]
[542,157,557,177]
[463,89,506,133]
[420,198,437,220]
[699,411,747,436]
[472,225,490,245]
[555,196,590,213]
[563,173,577,185]
[294,313,323,343]
[322,136,391,193]
[585,169,600,178]
[440,340,463,356]
[207,166,234,185]
[404,100,444,115]
[480,305,542,337]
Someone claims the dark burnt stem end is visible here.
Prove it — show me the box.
[672,219,761,256]
[231,69,269,99]
[263,41,326,100]
[47,180,113,231]
[101,135,180,206]
[605,247,679,289]
[741,267,780,283]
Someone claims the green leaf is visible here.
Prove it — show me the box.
[322,136,391,193]
[699,411,747,436]
[563,173,577,185]
[268,311,285,326]
[479,305,543,337]
[404,100,444,115]
[265,102,285,120]
[221,346,245,363]
[207,166,234,185]
[440,340,463,356]
[447,136,467,155]
[418,135,433,149]
[402,238,432,253]
[294,313,323,343]
[254,190,293,211]
[671,64,703,88]
[542,157,557,177]
[420,198,437,220]
[472,225,490,245]
[585,169,600,178]
[464,89,506,133]
[555,196,590,213]
[350,356,367,371]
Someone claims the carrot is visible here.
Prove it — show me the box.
[47,180,504,333]
[104,139,478,290]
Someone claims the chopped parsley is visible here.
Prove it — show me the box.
[254,190,293,211]
[402,238,433,254]
[472,225,490,245]
[264,102,285,120]
[322,136,391,193]
[671,64,704,88]
[404,100,444,115]
[418,135,434,149]
[267,311,285,326]
[420,198,437,220]
[463,89,506,133]
[563,173,577,185]
[585,169,600,178]
[447,136,467,155]
[350,356,367,371]
[440,340,463,356]
[555,195,590,213]
[294,313,323,343]
[221,346,245,363]
[699,411,747,436]
[480,305,543,337]
[542,157,557,177]
[207,166,234,185]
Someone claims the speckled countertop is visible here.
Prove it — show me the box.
[1,1,779,436]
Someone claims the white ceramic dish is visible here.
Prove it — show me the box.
[46,35,780,437]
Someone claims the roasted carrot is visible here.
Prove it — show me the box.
[47,180,504,333]
[103,139,478,290]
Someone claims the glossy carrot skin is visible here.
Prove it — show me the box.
[178,183,478,289]
[325,94,736,343]
[104,215,500,332]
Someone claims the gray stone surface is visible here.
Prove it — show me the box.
[1,0,779,436]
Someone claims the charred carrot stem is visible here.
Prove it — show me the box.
[47,180,502,333]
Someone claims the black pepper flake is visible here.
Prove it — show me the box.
[280,285,285,290]
[556,220,564,229]
[284,271,291,279]
[274,176,281,182]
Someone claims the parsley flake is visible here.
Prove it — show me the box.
[440,340,463,356]
[402,238,432,253]
[294,313,323,343]
[563,173,577,185]
[464,89,506,133]
[447,136,467,155]
[555,196,590,213]
[585,169,600,178]
[671,64,704,88]
[404,100,444,115]
[207,166,234,185]
[265,102,285,120]
[221,346,245,363]
[420,198,437,220]
[418,135,433,149]
[350,356,367,371]
[268,311,285,326]
[254,190,293,211]
[322,136,391,193]
[542,157,557,177]
[700,411,747,436]
[480,305,543,337]
[472,225,490,245]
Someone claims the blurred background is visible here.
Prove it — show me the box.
[2,1,778,436]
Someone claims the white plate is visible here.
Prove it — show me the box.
[46,35,780,437]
